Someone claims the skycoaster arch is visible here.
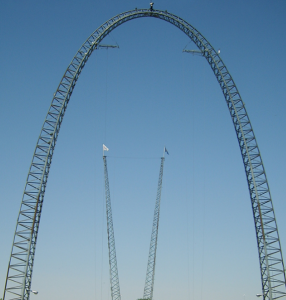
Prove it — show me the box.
[3,7,286,300]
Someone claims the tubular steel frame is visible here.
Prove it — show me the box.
[3,7,286,300]
[143,157,165,300]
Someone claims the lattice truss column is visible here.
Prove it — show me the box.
[143,157,165,300]
[103,156,121,300]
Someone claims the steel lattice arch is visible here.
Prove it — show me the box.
[3,6,286,300]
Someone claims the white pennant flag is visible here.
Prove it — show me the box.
[103,144,109,151]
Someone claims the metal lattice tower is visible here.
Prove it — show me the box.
[143,156,165,300]
[3,7,286,300]
[103,156,121,300]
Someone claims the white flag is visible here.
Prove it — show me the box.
[103,144,109,151]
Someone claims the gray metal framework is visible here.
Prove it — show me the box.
[103,156,121,300]
[3,6,286,300]
[143,157,165,300]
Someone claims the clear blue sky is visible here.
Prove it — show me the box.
[1,1,286,300]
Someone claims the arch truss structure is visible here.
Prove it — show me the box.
[3,7,286,300]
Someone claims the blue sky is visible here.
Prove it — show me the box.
[1,1,286,300]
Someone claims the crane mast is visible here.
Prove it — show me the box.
[143,157,165,300]
[103,155,121,300]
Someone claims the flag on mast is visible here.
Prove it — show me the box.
[164,147,169,155]
[103,144,109,151]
